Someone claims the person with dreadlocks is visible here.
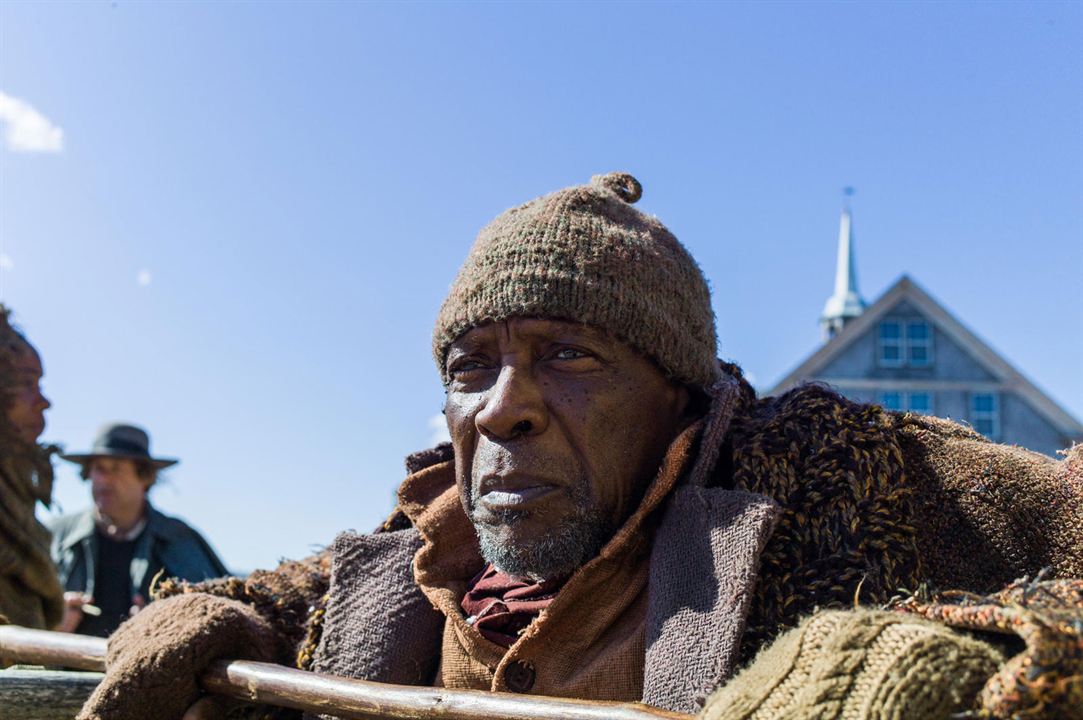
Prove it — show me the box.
[0,305,64,630]
[75,174,1083,720]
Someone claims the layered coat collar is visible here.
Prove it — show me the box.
[316,412,780,713]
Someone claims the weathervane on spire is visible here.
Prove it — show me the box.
[820,186,866,340]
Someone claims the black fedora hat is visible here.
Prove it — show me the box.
[61,423,178,469]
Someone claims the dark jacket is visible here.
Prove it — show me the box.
[47,503,228,635]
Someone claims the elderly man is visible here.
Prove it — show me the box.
[77,174,1082,720]
[49,423,229,637]
[0,306,63,630]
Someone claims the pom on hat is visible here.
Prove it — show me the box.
[591,172,643,204]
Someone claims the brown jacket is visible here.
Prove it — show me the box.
[79,382,1083,719]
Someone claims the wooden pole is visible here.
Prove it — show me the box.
[0,627,691,720]
[0,626,104,672]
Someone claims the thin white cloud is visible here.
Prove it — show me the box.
[137,269,152,287]
[427,413,451,446]
[0,91,64,153]
[0,253,12,271]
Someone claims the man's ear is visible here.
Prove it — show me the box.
[666,385,700,437]
[678,385,708,423]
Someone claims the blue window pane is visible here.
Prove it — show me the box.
[907,322,928,340]
[974,418,995,436]
[879,392,903,410]
[909,345,928,364]
[908,393,931,413]
[880,322,901,339]
[973,394,995,413]
[881,345,901,362]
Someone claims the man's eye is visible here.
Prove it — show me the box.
[553,347,590,361]
[448,358,488,375]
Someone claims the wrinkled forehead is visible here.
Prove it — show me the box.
[448,317,614,350]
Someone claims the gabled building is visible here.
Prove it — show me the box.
[768,206,1083,457]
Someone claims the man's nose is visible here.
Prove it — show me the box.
[38,390,51,410]
[475,366,548,440]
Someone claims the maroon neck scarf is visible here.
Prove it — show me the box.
[460,564,566,647]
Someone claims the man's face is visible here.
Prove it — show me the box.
[443,318,691,580]
[89,457,150,523]
[5,344,50,444]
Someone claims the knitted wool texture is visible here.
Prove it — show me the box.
[699,609,1003,720]
[726,382,922,658]
[718,376,1083,661]
[154,552,332,667]
[893,413,1083,589]
[432,172,720,389]
[311,530,442,687]
[894,577,1083,720]
[75,594,278,720]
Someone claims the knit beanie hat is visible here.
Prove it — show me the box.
[432,172,720,390]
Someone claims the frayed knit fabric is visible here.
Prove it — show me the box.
[726,385,922,659]
[645,489,781,713]
[154,551,332,668]
[700,609,1004,720]
[311,530,443,687]
[76,594,278,720]
[894,414,1083,591]
[687,372,742,488]
[893,577,1083,720]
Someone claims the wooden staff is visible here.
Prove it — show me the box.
[0,626,692,720]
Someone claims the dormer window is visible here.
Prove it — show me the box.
[878,322,903,366]
[878,391,933,414]
[906,321,931,366]
[878,319,933,367]
[907,392,932,413]
[971,393,999,439]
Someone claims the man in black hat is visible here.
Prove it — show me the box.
[48,422,228,636]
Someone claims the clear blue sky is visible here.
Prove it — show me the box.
[2,1,1080,572]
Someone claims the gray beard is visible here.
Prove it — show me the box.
[474,505,614,582]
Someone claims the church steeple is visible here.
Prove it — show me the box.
[820,189,866,340]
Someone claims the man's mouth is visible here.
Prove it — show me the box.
[476,476,562,512]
